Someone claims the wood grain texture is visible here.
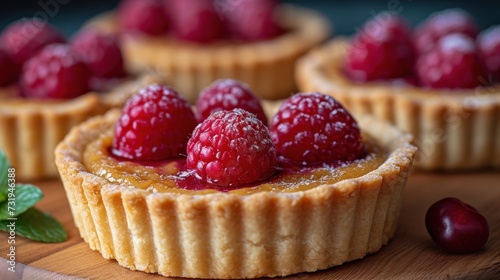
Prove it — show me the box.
[1,172,499,279]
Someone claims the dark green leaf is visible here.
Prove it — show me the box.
[0,208,67,243]
[0,150,10,202]
[0,184,43,220]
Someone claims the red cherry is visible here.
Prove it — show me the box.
[425,197,489,254]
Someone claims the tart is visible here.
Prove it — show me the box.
[296,11,500,170]
[0,19,166,180]
[55,84,417,278]
[0,74,165,180]
[86,1,331,103]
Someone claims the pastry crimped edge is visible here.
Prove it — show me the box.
[86,4,331,103]
[296,38,500,171]
[54,105,417,279]
[0,74,165,181]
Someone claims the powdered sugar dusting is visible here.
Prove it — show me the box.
[431,8,471,28]
[440,33,475,53]
[478,25,500,50]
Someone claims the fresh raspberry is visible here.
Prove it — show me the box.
[345,12,414,81]
[0,49,19,86]
[0,18,65,67]
[478,25,500,83]
[221,0,284,42]
[416,33,481,89]
[112,84,197,161]
[186,109,276,187]
[71,28,125,79]
[413,9,478,54]
[167,0,227,43]
[270,93,364,166]
[118,0,169,36]
[196,79,267,125]
[20,44,91,99]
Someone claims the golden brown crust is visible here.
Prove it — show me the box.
[296,38,500,170]
[0,74,166,181]
[86,4,332,103]
[55,103,417,279]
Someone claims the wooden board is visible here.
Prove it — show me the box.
[1,172,500,279]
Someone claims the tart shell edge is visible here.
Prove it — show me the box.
[86,4,332,103]
[55,108,417,279]
[296,39,500,170]
[0,74,166,180]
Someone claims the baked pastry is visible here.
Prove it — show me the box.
[55,82,417,278]
[0,74,166,180]
[0,19,165,180]
[85,0,331,103]
[296,10,500,170]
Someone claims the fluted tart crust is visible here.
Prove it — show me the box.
[55,102,417,279]
[0,74,165,181]
[296,39,500,170]
[86,4,331,104]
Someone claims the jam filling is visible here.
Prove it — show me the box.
[84,133,387,195]
[109,150,366,192]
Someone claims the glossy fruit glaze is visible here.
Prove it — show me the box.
[83,132,386,195]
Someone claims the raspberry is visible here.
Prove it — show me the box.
[71,28,125,79]
[414,9,478,54]
[270,93,364,166]
[186,109,276,187]
[20,44,91,99]
[167,0,226,43]
[345,12,414,81]
[112,84,197,161]
[478,25,500,83]
[0,18,65,67]
[196,79,267,125]
[118,0,169,36]
[221,0,284,42]
[0,49,19,86]
[416,33,481,89]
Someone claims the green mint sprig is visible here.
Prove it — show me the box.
[0,150,9,202]
[0,150,67,243]
[0,184,43,220]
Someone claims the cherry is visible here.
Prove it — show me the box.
[425,197,489,254]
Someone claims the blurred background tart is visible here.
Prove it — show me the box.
[86,0,331,103]
[297,9,500,170]
[0,19,165,180]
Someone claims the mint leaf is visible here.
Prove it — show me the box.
[0,150,10,202]
[0,208,67,243]
[0,184,43,220]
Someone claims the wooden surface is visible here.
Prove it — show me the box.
[1,172,500,280]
